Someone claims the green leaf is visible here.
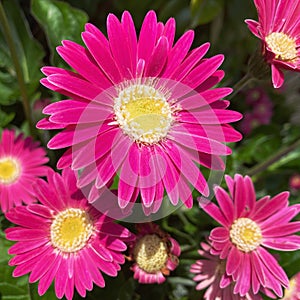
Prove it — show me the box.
[31,0,88,65]
[0,109,15,127]
[159,0,191,34]
[0,0,45,106]
[190,0,224,27]
[269,148,300,170]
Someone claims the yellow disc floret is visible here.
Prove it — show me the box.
[265,32,297,62]
[114,84,173,144]
[50,208,94,253]
[230,217,262,252]
[0,157,20,185]
[133,234,169,273]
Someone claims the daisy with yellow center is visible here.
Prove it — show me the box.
[200,174,300,298]
[6,168,133,300]
[0,129,49,212]
[38,10,242,215]
[129,223,180,284]
[245,0,300,88]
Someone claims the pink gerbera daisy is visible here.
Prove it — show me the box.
[246,0,300,88]
[128,222,180,284]
[0,129,49,212]
[283,272,300,300]
[199,174,300,297]
[190,242,265,300]
[5,168,133,300]
[37,10,242,214]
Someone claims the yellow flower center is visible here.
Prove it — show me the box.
[0,157,20,185]
[114,84,173,144]
[230,218,262,252]
[133,234,168,273]
[50,208,94,253]
[265,32,297,61]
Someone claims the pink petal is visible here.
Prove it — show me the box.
[214,186,234,223]
[57,43,111,89]
[8,238,48,255]
[145,36,169,77]
[210,227,229,242]
[271,64,285,88]
[74,255,93,291]
[121,11,138,74]
[263,222,300,237]
[47,74,102,101]
[170,43,210,81]
[233,174,247,218]
[54,256,69,298]
[29,249,57,283]
[138,11,157,66]
[252,192,289,221]
[245,19,261,38]
[38,255,62,296]
[262,235,300,251]
[233,253,251,296]
[107,13,133,79]
[226,246,242,275]
[170,129,231,155]
[199,199,229,227]
[6,227,46,241]
[163,30,194,77]
[179,109,242,125]
[182,55,224,89]
[257,247,289,286]
[162,17,175,46]
[95,136,131,189]
[82,31,122,84]
[165,142,209,196]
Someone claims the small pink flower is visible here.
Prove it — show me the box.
[246,0,300,88]
[190,242,264,300]
[239,112,261,135]
[38,10,242,213]
[283,272,300,300]
[128,222,180,284]
[252,97,273,124]
[0,129,49,212]
[289,174,300,191]
[5,168,133,300]
[245,87,265,106]
[199,174,300,297]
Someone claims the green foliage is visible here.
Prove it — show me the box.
[31,0,88,65]
[190,0,224,27]
[0,0,44,106]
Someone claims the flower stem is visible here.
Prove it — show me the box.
[0,3,35,136]
[228,73,254,100]
[247,139,300,177]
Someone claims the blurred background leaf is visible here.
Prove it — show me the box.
[31,0,88,65]
[0,0,44,108]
